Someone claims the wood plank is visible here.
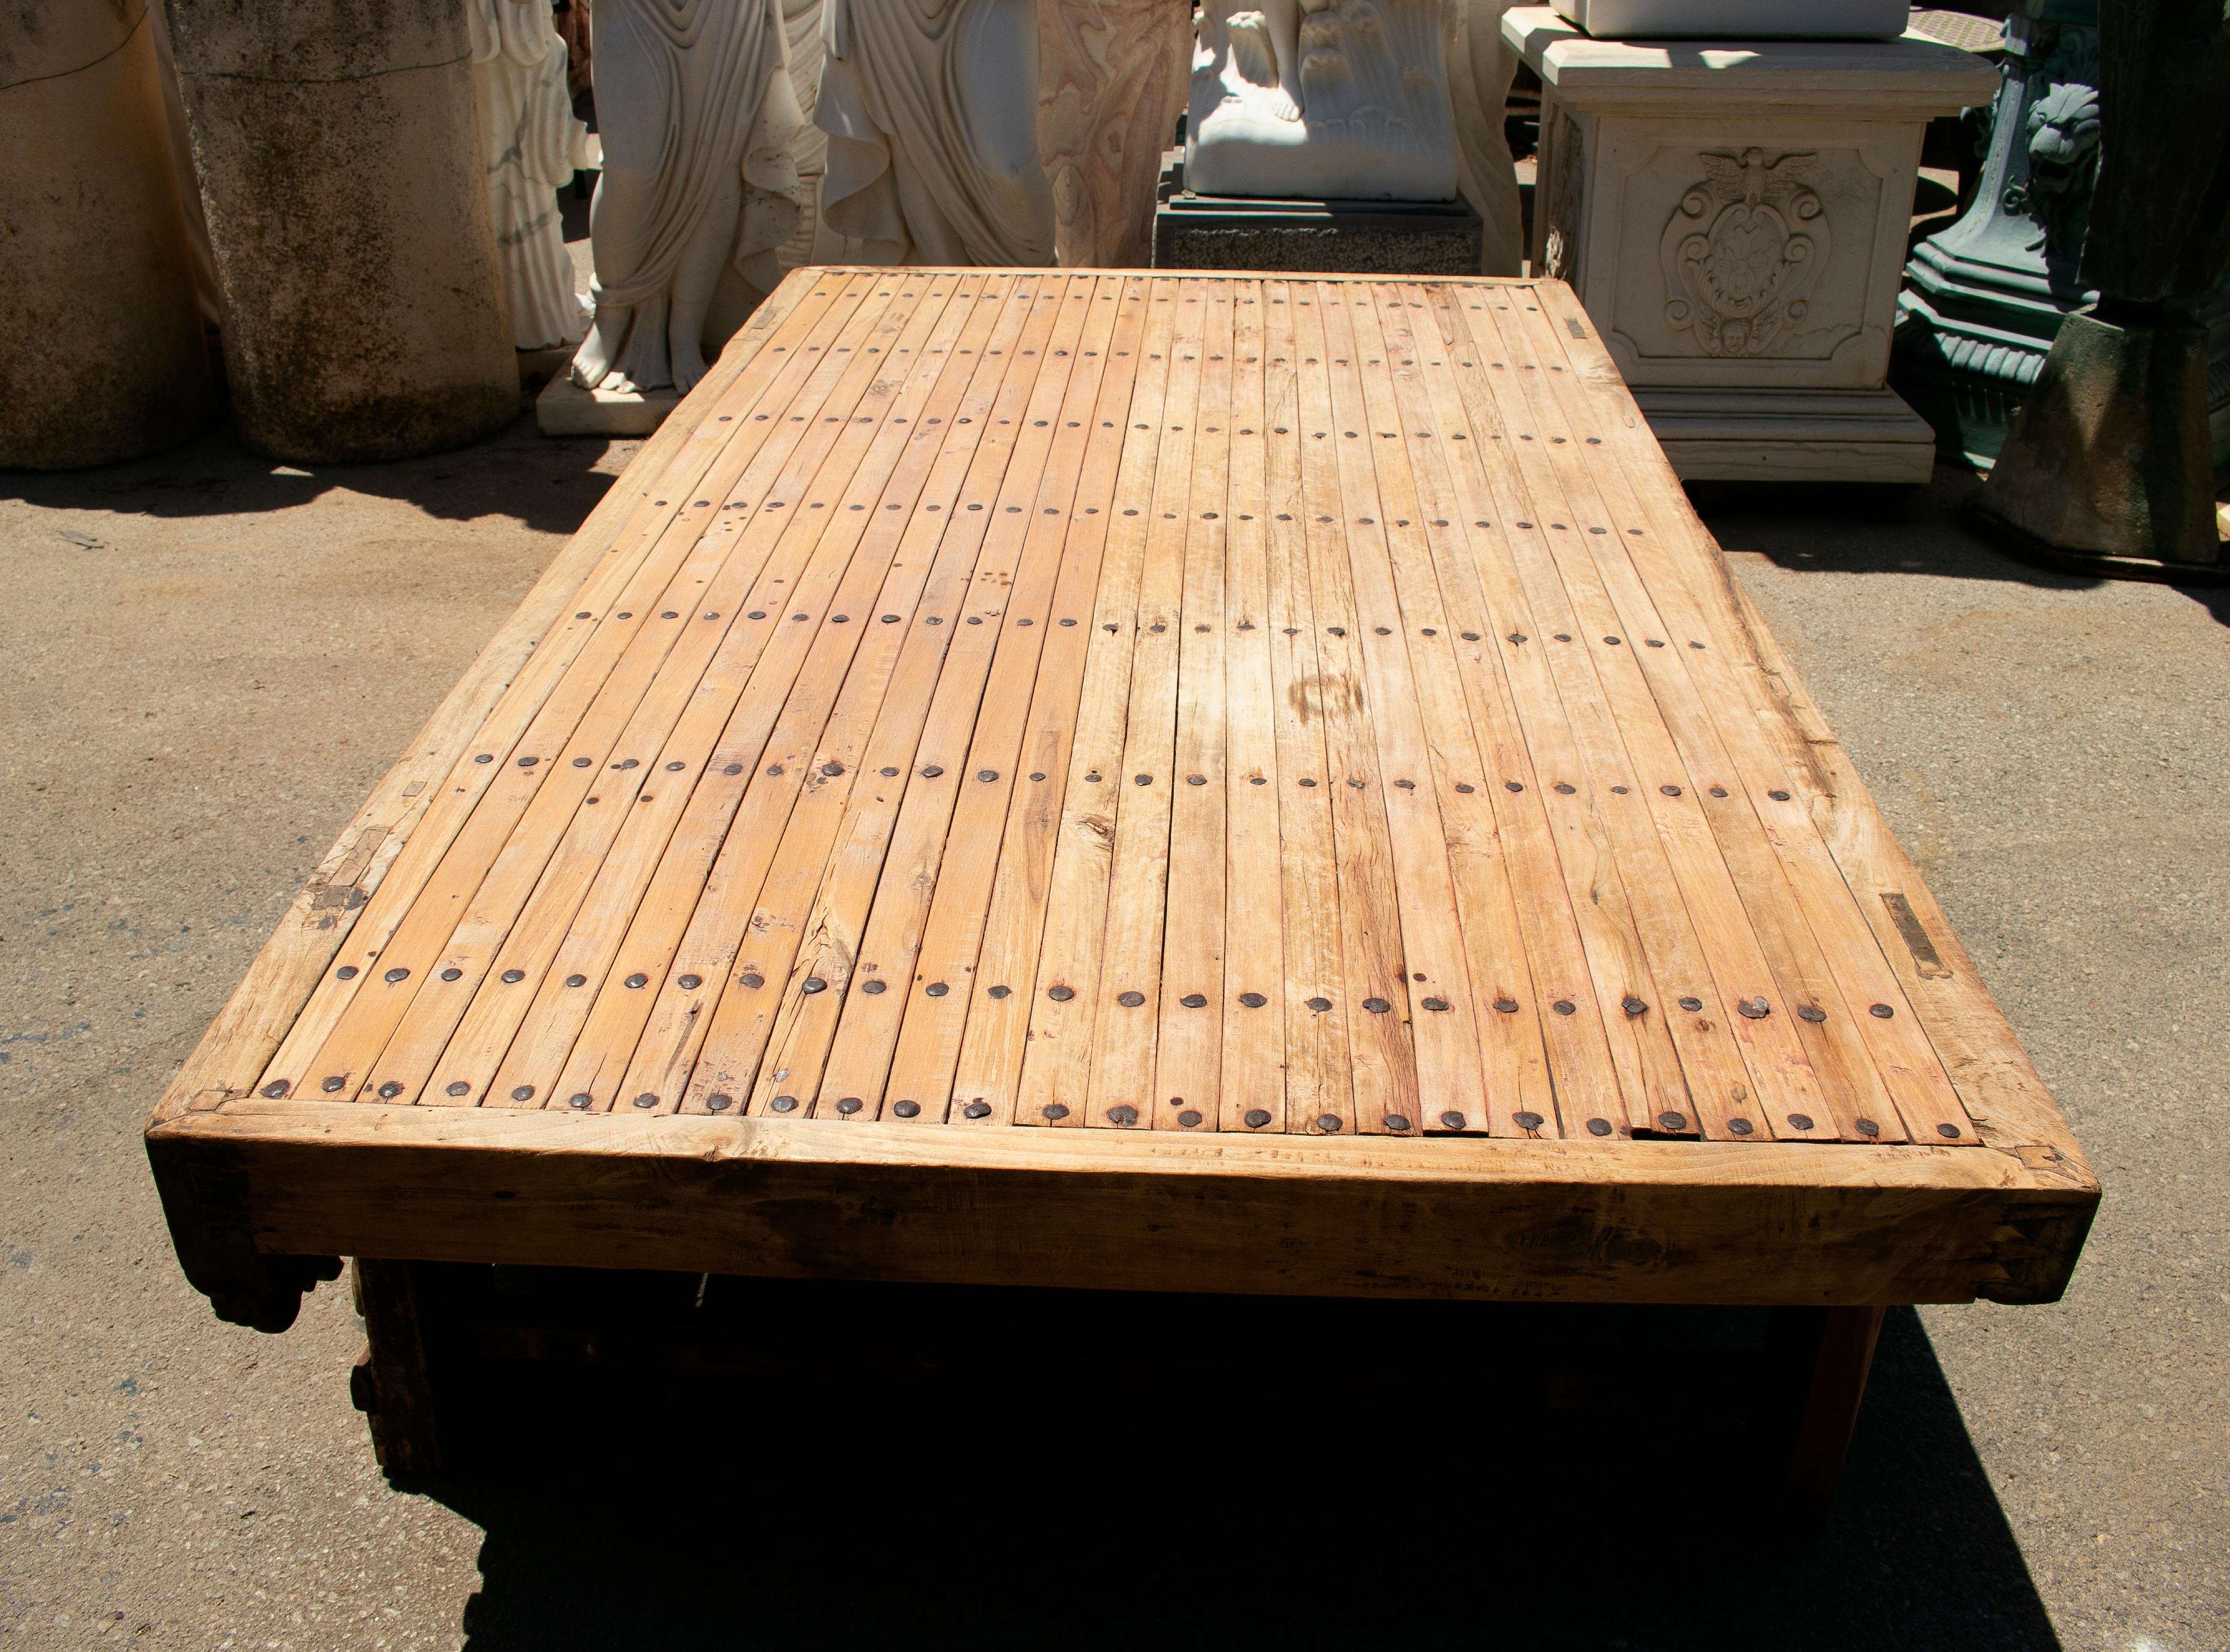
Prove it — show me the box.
[1150,280,1235,1131]
[772,276,1092,1117]
[480,277,966,1110]
[544,276,1029,1113]
[1453,290,1788,1142]
[877,276,1137,1123]
[154,1097,2093,1308]
[1258,281,1350,1136]
[1529,284,1973,1145]
[366,504,782,1107]
[1740,588,2079,1164]
[256,273,885,1107]
[360,290,943,1108]
[729,279,1073,1120]
[1289,284,1416,1137]
[943,278,1157,1126]
[1389,316,1620,1135]
[1354,286,1555,1137]
[609,275,1034,1115]
[672,278,1053,1116]
[152,268,841,1124]
[1078,276,1206,1131]
[1425,290,1717,1138]
[1213,282,1289,1135]
[1492,291,1903,1145]
[1010,282,1182,1128]
[416,281,938,1111]
[1314,285,1484,1136]
[1399,292,1642,1137]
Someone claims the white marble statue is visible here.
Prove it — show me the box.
[1449,0,1523,274]
[1187,0,1460,202]
[570,0,807,395]
[772,0,844,268]
[470,0,594,351]
[814,0,1056,267]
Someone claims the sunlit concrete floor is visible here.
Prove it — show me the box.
[2,411,2223,1650]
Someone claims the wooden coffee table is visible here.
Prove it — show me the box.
[147,268,2095,1500]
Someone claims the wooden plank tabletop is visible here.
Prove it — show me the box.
[146,270,2097,1328]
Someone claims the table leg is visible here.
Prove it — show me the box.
[348,1259,459,1477]
[1761,1304,1887,1530]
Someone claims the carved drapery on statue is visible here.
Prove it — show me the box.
[1038,0,1191,268]
[815,0,1056,266]
[1449,0,1522,274]
[470,0,593,350]
[770,0,846,269]
[570,0,806,394]
[1187,0,1460,201]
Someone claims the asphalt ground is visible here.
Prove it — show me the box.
[3,422,2223,1649]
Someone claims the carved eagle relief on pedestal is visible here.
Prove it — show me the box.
[1659,148,1831,358]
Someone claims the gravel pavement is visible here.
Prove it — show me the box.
[3,426,2221,1650]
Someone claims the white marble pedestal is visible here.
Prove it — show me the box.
[1504,8,1995,482]
[535,375,680,438]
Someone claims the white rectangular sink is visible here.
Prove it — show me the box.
[1551,0,1913,38]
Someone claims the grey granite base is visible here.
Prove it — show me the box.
[1152,159,1482,276]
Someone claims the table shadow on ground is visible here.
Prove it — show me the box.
[418,1302,2056,1652]
[1692,468,2230,627]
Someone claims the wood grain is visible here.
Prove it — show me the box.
[151,1098,2096,1311]
[146,271,2097,1332]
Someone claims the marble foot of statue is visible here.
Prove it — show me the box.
[1229,11,1301,122]
[670,304,713,394]
[570,305,629,390]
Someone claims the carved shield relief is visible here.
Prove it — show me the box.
[1659,149,1832,358]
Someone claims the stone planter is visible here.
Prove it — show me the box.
[166,0,517,464]
[0,1,214,469]
[1506,6,1996,481]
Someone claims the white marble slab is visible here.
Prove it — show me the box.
[1552,0,1910,40]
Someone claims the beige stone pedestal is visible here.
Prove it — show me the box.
[0,2,213,470]
[1505,8,1995,482]
[166,0,517,464]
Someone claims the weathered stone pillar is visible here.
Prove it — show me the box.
[164,0,517,463]
[0,1,215,470]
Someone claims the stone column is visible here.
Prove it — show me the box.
[0,1,214,470]
[165,0,517,463]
